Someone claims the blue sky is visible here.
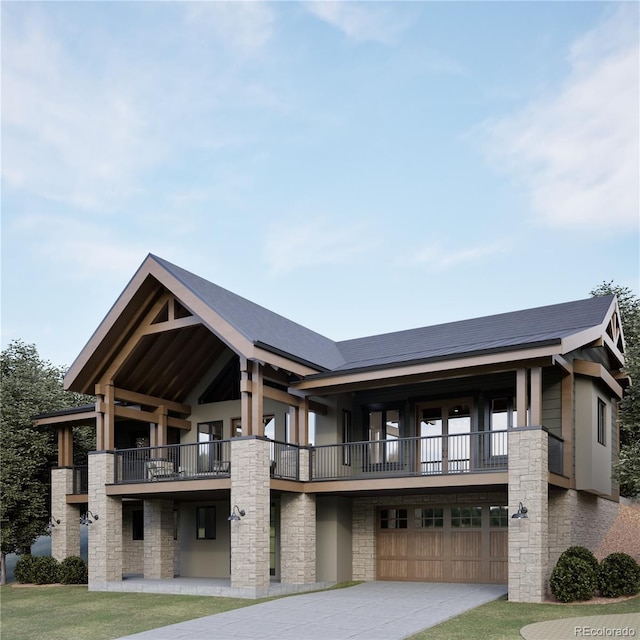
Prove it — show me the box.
[2,1,639,369]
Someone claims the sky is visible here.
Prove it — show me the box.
[1,1,639,370]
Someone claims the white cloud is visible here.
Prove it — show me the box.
[304,1,410,44]
[1,12,160,213]
[11,214,150,282]
[481,5,639,232]
[183,1,275,55]
[406,240,507,273]
[265,216,376,275]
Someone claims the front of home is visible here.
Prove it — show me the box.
[39,254,628,603]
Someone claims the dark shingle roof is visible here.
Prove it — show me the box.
[152,255,614,375]
[152,255,346,371]
[334,295,614,372]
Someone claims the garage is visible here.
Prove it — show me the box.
[376,505,508,584]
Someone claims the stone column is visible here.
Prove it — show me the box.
[352,499,376,581]
[50,468,80,561]
[280,492,316,585]
[144,499,175,579]
[508,427,548,603]
[230,437,271,596]
[87,452,123,587]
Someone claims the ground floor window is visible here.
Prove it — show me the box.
[196,506,216,540]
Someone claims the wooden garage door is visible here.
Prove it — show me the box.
[376,505,508,584]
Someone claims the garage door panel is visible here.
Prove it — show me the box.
[414,532,442,557]
[490,561,508,583]
[376,504,507,584]
[378,532,408,557]
[450,531,482,558]
[490,531,507,557]
[414,560,444,580]
[379,559,408,579]
[451,560,482,582]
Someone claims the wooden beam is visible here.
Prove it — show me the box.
[573,360,624,398]
[530,367,542,426]
[516,369,527,427]
[99,386,191,416]
[34,410,97,427]
[251,361,263,436]
[141,316,202,336]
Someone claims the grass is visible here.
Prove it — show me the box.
[0,581,365,640]
[2,584,638,640]
[408,594,640,640]
[0,585,262,640]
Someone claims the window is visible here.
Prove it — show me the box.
[196,506,216,540]
[198,421,223,472]
[380,509,408,529]
[486,397,514,457]
[489,506,508,528]
[597,398,606,446]
[367,407,401,464]
[415,508,444,528]
[132,509,144,540]
[451,506,482,528]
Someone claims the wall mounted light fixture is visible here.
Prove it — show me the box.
[228,505,245,522]
[80,510,99,525]
[47,516,61,530]
[511,502,528,519]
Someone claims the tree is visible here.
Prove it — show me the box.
[0,341,93,584]
[590,282,640,496]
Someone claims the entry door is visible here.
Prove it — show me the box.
[417,400,472,474]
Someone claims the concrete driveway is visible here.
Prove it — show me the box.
[116,581,508,640]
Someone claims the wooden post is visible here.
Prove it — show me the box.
[240,357,252,437]
[530,367,542,426]
[516,369,528,427]
[251,361,263,437]
[104,384,116,450]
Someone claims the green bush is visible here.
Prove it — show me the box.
[557,546,599,574]
[598,553,640,598]
[13,554,38,584]
[32,556,60,585]
[59,556,88,584]
[550,556,597,602]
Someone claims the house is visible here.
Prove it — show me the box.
[39,254,629,603]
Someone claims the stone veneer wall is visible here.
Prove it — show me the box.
[229,438,271,595]
[88,452,122,586]
[144,499,175,579]
[548,489,619,573]
[352,491,508,582]
[280,493,316,584]
[51,468,80,561]
[508,428,548,603]
[122,507,144,575]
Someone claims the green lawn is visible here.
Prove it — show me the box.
[0,585,260,640]
[408,594,640,640]
[2,585,639,640]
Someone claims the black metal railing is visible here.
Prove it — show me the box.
[114,441,231,484]
[72,465,88,494]
[270,440,300,480]
[310,431,508,481]
[547,431,564,475]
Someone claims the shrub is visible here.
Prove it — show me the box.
[32,556,60,585]
[550,556,597,602]
[557,546,599,574]
[598,553,640,598]
[13,554,38,584]
[59,556,88,584]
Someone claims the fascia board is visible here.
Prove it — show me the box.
[293,344,560,392]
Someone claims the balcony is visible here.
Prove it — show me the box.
[109,429,562,487]
[310,431,509,481]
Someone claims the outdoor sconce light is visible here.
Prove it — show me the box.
[80,510,99,525]
[47,516,61,530]
[228,505,245,522]
[511,502,528,519]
